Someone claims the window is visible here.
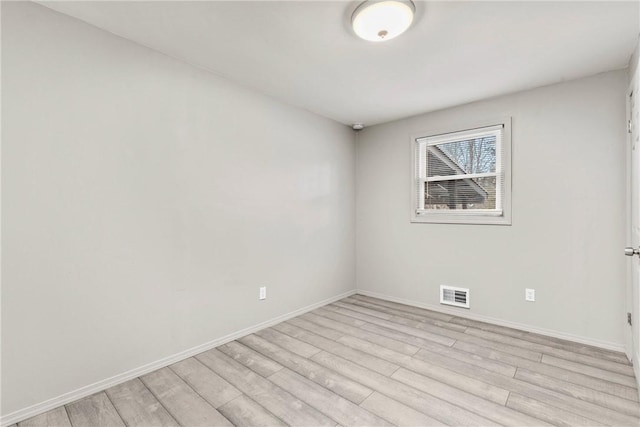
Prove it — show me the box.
[411,118,512,224]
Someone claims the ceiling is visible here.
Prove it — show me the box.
[39,1,640,126]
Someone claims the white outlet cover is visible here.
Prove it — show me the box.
[525,288,535,302]
[259,287,266,300]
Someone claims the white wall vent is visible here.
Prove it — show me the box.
[440,285,470,309]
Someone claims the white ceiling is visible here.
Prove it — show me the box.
[39,1,640,126]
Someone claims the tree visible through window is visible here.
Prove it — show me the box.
[412,120,511,224]
[426,136,497,209]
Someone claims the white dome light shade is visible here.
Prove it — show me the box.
[352,1,415,42]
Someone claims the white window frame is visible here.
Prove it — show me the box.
[410,117,512,225]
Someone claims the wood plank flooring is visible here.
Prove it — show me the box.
[17,294,640,426]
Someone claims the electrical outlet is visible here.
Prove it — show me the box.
[259,286,266,300]
[525,288,535,302]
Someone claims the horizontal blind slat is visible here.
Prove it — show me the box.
[416,124,503,146]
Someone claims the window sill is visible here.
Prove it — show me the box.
[411,212,512,225]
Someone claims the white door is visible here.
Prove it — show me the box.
[627,83,640,383]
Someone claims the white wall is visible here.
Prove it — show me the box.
[356,70,628,348]
[1,1,355,416]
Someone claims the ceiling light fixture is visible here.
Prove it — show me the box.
[351,0,415,42]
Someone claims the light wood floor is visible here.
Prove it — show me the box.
[14,294,640,426]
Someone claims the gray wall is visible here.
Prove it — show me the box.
[356,70,628,347]
[1,2,355,415]
[630,36,639,84]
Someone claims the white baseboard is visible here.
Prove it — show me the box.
[0,289,356,427]
[356,289,627,353]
